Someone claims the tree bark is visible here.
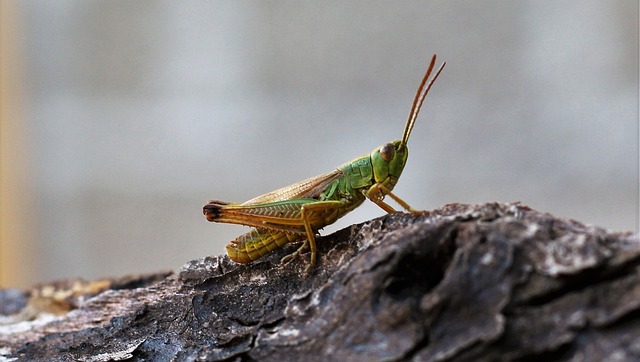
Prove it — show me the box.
[1,202,639,361]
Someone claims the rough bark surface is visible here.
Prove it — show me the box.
[1,202,639,361]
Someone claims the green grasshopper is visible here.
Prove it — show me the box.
[204,54,445,271]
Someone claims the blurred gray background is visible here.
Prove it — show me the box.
[4,1,638,287]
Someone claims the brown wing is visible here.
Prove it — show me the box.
[203,169,344,233]
[240,169,343,205]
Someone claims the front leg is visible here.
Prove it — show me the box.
[366,183,422,214]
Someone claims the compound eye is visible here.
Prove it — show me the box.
[379,143,395,162]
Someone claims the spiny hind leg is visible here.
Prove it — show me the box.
[279,233,318,274]
[280,200,347,272]
[278,208,320,270]
[279,238,312,266]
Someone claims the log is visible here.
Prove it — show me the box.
[1,202,639,361]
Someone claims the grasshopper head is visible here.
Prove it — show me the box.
[370,140,408,191]
[370,55,445,192]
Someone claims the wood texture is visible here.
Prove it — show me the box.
[1,202,638,361]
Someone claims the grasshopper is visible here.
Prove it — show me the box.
[204,54,445,271]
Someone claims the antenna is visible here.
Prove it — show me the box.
[401,54,446,147]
